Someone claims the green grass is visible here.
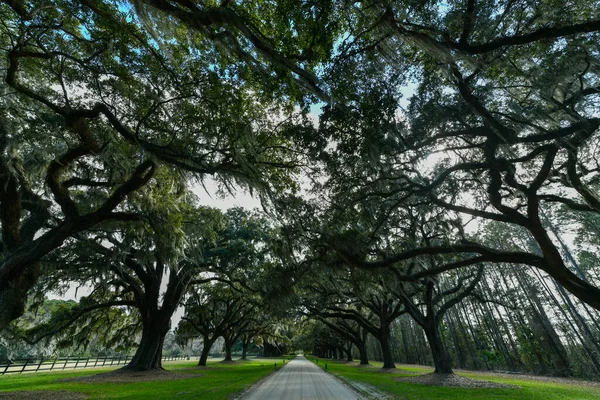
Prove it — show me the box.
[310,358,600,400]
[0,358,280,399]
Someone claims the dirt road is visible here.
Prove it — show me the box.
[241,356,364,399]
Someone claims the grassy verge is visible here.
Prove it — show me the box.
[0,358,277,399]
[310,358,600,400]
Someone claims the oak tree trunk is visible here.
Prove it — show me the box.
[198,337,215,366]
[344,344,353,362]
[241,341,249,360]
[0,262,40,331]
[358,342,369,365]
[424,321,453,374]
[378,328,395,369]
[123,314,169,371]
[224,338,233,361]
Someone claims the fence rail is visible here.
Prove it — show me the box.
[0,355,190,375]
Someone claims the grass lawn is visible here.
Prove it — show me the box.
[310,358,600,400]
[0,357,286,399]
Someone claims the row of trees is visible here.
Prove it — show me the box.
[5,198,285,370]
[0,0,307,371]
[0,0,309,332]
[1,0,600,380]
[300,246,600,378]
[278,0,600,379]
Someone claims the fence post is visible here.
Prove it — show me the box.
[74,357,80,369]
[62,357,69,370]
[20,359,29,373]
[94,357,99,368]
[36,357,44,372]
[102,357,107,367]
[50,357,58,371]
[84,358,89,368]
[2,360,11,375]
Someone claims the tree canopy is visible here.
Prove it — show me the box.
[1,0,600,379]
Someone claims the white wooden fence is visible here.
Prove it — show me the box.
[0,355,191,375]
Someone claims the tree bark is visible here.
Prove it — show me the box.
[224,338,233,361]
[241,341,249,360]
[198,337,215,367]
[529,211,600,311]
[0,155,154,331]
[378,327,395,369]
[0,261,40,331]
[423,320,453,374]
[357,341,369,365]
[344,344,353,362]
[123,313,169,371]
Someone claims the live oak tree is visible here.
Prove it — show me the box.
[314,316,371,365]
[220,300,272,362]
[27,195,282,371]
[0,0,305,330]
[307,321,349,360]
[238,313,273,360]
[216,289,274,362]
[2,0,331,335]
[0,99,155,331]
[199,207,275,292]
[294,249,371,364]
[325,292,403,369]
[17,177,231,371]
[2,0,600,380]
[176,283,254,366]
[302,266,405,369]
[173,208,275,365]
[298,194,495,371]
[315,0,600,311]
[368,207,485,374]
[144,0,600,373]
[388,265,485,374]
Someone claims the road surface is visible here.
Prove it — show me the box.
[241,356,364,400]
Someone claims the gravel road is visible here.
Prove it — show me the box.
[241,356,364,400]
